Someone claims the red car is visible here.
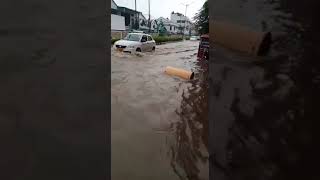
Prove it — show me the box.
[197,34,209,61]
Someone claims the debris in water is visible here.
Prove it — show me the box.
[165,66,194,80]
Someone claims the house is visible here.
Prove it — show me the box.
[138,13,150,32]
[111,0,125,38]
[111,14,125,31]
[116,6,140,31]
[114,6,152,32]
[170,12,192,35]
[111,0,120,15]
[150,19,158,32]
[156,17,178,34]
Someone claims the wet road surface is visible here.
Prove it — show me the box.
[112,41,209,180]
[211,0,319,179]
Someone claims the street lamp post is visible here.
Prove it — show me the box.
[148,0,151,33]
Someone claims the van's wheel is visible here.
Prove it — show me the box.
[136,48,141,52]
[152,47,155,51]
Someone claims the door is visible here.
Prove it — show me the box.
[147,36,154,51]
[141,35,148,51]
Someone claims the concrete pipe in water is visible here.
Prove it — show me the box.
[212,20,272,56]
[165,66,194,80]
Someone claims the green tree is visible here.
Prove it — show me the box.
[158,20,167,36]
[193,0,208,35]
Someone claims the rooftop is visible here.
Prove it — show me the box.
[117,6,140,14]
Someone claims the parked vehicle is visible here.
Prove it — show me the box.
[190,36,199,41]
[197,34,209,61]
[131,30,144,33]
[113,33,156,53]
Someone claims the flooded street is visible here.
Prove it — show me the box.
[112,40,209,180]
[211,0,319,179]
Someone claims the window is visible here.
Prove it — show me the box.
[170,26,172,30]
[141,35,147,42]
[147,36,153,41]
[124,34,142,42]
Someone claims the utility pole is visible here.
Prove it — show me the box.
[179,16,182,35]
[135,0,137,30]
[183,4,188,39]
[148,0,151,33]
[180,1,194,39]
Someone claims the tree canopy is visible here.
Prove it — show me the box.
[158,20,167,36]
[193,0,208,35]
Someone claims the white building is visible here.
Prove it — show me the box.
[111,0,117,10]
[111,0,125,31]
[111,0,125,38]
[138,13,149,32]
[111,0,144,31]
[156,17,178,34]
[150,19,158,32]
[170,12,192,35]
[111,14,125,31]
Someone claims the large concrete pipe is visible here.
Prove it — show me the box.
[212,20,272,56]
[165,66,194,80]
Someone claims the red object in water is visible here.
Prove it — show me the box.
[197,34,209,61]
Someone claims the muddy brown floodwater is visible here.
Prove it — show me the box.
[111,40,209,180]
[211,0,319,180]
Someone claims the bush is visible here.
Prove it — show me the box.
[111,38,120,44]
[185,36,190,40]
[152,36,183,44]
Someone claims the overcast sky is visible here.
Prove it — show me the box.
[114,0,206,22]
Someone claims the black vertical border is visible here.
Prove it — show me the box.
[0,0,110,179]
[208,0,214,179]
[106,0,111,179]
